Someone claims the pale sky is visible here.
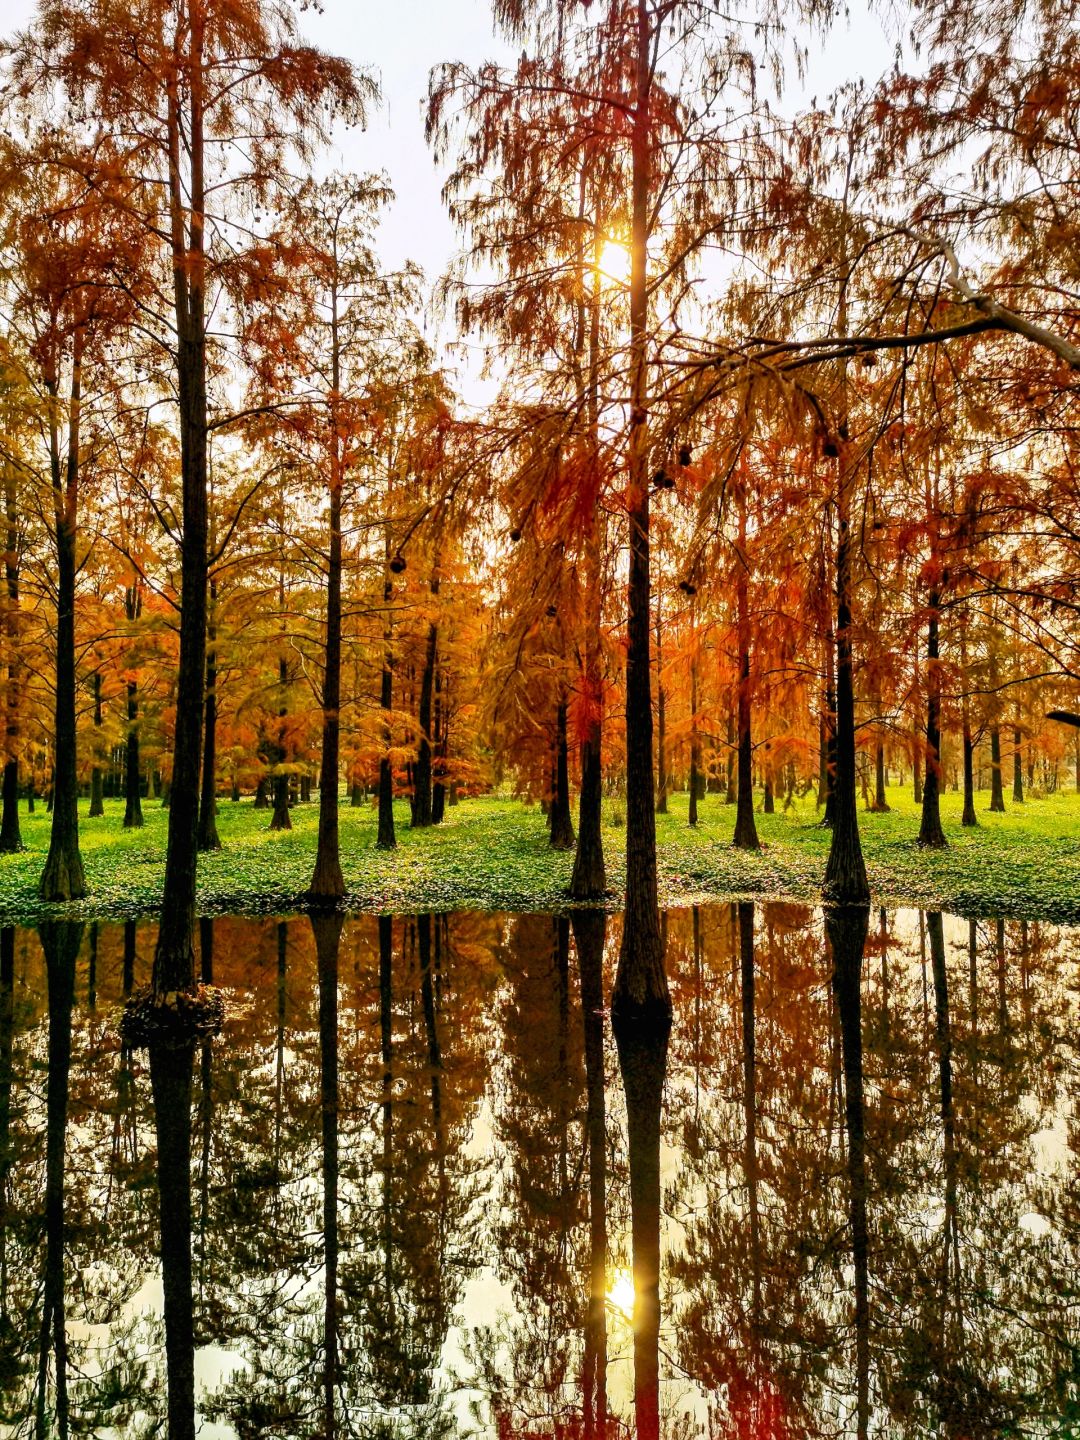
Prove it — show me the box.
[5,0,899,399]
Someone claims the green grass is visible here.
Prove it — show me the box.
[2,783,1080,924]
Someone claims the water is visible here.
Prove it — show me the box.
[2,905,1078,1437]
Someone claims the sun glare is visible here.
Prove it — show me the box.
[607,1268,636,1318]
[598,237,631,288]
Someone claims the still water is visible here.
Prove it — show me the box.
[3,905,1078,1437]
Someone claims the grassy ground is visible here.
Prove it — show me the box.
[3,782,1080,924]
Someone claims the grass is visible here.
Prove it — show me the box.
[3,781,1080,924]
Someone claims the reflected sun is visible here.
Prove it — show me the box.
[607,1267,635,1317]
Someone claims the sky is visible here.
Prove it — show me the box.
[4,0,900,400]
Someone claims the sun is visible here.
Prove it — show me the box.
[607,1267,636,1317]
[598,237,631,288]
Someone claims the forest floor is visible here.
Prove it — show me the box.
[2,784,1080,924]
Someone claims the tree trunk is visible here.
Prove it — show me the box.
[550,695,576,850]
[309,466,344,899]
[153,28,210,998]
[989,725,1006,812]
[431,667,446,825]
[918,594,947,847]
[0,470,22,851]
[732,493,759,850]
[570,461,606,898]
[654,604,667,815]
[124,677,144,829]
[411,595,438,830]
[725,703,736,804]
[688,641,700,827]
[823,458,869,904]
[269,658,291,832]
[88,671,104,821]
[960,615,977,826]
[1012,724,1024,803]
[196,581,220,851]
[39,347,85,903]
[612,0,667,1024]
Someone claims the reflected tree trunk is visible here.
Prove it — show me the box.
[738,902,762,1321]
[36,921,80,1440]
[827,904,871,1440]
[148,1039,196,1440]
[573,910,609,1439]
[613,1004,670,1440]
[311,913,342,1439]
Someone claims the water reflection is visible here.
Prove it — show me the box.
[0,904,1077,1436]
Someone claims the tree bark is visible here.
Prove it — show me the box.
[411,587,438,829]
[918,593,947,847]
[154,17,210,997]
[989,725,1006,812]
[611,0,668,1023]
[124,583,144,830]
[0,472,23,851]
[309,461,344,898]
[196,580,220,851]
[823,457,869,903]
[654,603,667,815]
[732,493,759,850]
[39,342,85,902]
[550,694,576,850]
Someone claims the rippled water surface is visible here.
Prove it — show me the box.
[3,905,1078,1437]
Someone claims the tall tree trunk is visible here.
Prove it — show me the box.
[376,567,396,849]
[654,603,667,815]
[431,667,446,824]
[918,593,947,847]
[989,724,1006,812]
[123,583,144,830]
[688,637,700,827]
[823,453,869,903]
[0,469,22,850]
[309,454,344,899]
[732,492,759,851]
[960,614,977,826]
[612,0,667,1024]
[196,580,220,851]
[1012,724,1024,803]
[40,344,86,902]
[87,672,104,821]
[725,703,736,804]
[269,654,291,832]
[550,694,575,850]
[154,21,210,998]
[823,621,838,827]
[411,584,438,830]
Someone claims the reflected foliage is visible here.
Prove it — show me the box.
[0,906,1074,1435]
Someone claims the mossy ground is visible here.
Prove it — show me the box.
[2,783,1080,924]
